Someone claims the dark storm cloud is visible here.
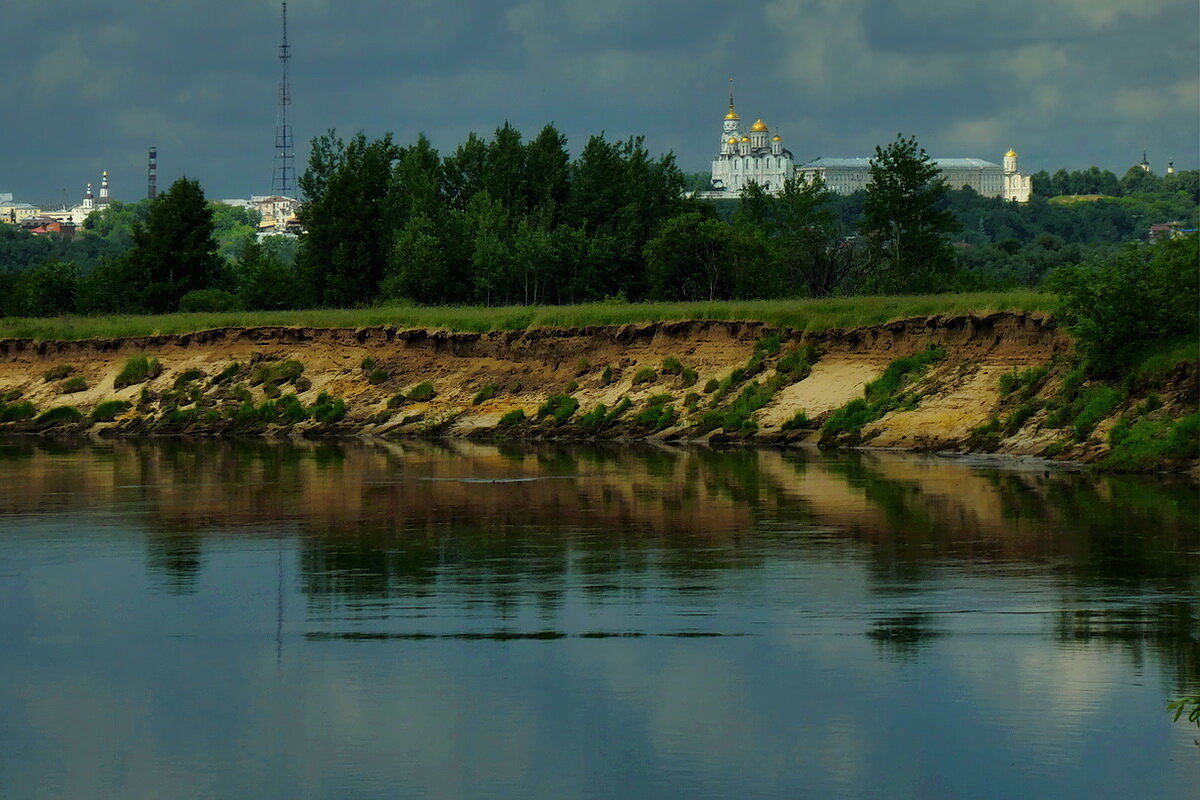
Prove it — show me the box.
[2,0,1195,205]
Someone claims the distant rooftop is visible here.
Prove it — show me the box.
[800,157,1001,169]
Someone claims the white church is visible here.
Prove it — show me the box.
[698,84,794,197]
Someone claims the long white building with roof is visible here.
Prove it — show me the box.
[796,150,1032,201]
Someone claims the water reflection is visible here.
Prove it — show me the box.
[1,439,1197,799]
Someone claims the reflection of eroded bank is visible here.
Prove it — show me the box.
[1,439,1196,684]
[1,439,1195,584]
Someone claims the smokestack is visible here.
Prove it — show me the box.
[148,147,158,200]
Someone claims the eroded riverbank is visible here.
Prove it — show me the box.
[0,312,1195,470]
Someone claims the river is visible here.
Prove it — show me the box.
[0,440,1196,798]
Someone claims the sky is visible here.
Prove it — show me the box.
[2,0,1197,205]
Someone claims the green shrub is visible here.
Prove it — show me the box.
[178,289,242,313]
[43,364,75,382]
[114,356,164,389]
[312,392,347,423]
[679,366,698,388]
[703,378,719,393]
[578,404,608,431]
[601,366,614,385]
[781,410,811,432]
[755,334,782,356]
[368,368,390,385]
[968,417,1003,450]
[361,356,377,371]
[778,344,820,382]
[498,409,526,427]
[1073,386,1124,440]
[822,399,877,441]
[263,383,281,399]
[999,370,1020,395]
[565,379,579,393]
[274,394,308,424]
[696,410,726,433]
[537,394,579,426]
[865,345,946,403]
[173,369,204,388]
[248,359,304,387]
[0,388,23,402]
[60,376,87,394]
[1102,413,1200,471]
[92,399,132,421]
[1137,394,1162,415]
[407,381,435,401]
[473,385,498,405]
[631,367,656,385]
[1003,401,1041,435]
[0,401,36,422]
[604,396,631,422]
[574,357,590,376]
[1000,365,1050,400]
[661,356,683,375]
[294,376,312,392]
[166,407,200,426]
[1048,234,1198,377]
[36,405,84,426]
[386,393,406,409]
[633,402,677,430]
[684,392,701,411]
[212,362,241,384]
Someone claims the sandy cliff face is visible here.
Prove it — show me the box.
[0,312,1192,467]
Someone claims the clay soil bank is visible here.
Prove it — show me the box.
[0,312,1194,468]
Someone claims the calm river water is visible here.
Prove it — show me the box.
[0,439,1196,799]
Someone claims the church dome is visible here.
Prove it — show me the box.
[725,108,739,121]
[1005,149,1017,158]
[772,135,782,142]
[727,137,738,144]
[751,119,768,132]
[740,136,750,142]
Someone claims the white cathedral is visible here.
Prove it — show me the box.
[700,82,1033,203]
[703,85,793,196]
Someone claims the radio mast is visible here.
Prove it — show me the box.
[271,2,294,198]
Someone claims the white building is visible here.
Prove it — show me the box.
[45,171,117,225]
[699,85,794,197]
[795,150,1033,202]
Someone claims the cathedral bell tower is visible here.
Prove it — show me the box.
[722,78,742,143]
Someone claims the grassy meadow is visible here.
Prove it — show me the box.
[0,291,1055,342]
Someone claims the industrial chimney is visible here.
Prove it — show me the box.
[148,147,158,200]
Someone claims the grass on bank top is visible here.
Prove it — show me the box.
[0,291,1054,342]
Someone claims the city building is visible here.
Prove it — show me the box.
[795,150,1033,202]
[45,171,118,225]
[0,193,44,225]
[698,84,794,197]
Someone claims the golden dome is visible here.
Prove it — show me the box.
[740,136,750,142]
[724,108,740,121]
[772,135,782,142]
[751,119,768,132]
[727,137,738,144]
[1006,149,1017,158]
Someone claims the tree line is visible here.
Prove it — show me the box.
[0,122,1196,318]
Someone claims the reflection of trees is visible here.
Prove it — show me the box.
[867,613,944,662]
[1054,602,1199,690]
[146,528,204,594]
[0,439,1196,681]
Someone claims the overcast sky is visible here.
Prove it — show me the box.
[3,0,1196,204]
